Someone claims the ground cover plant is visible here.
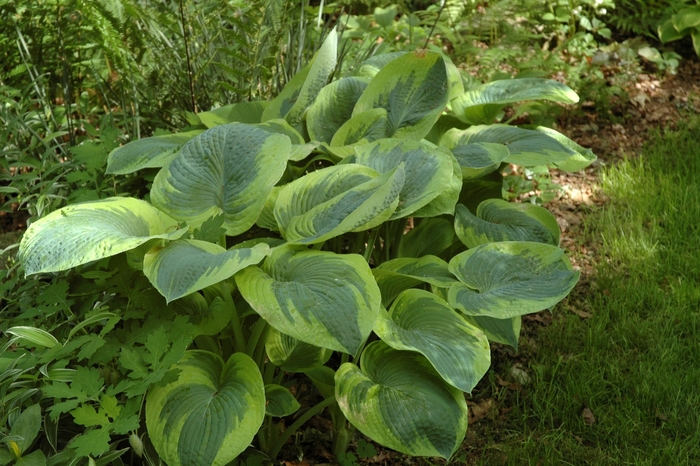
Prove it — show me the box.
[2,24,599,465]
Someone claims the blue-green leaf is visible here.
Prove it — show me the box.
[106,130,204,175]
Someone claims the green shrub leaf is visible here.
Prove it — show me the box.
[335,341,468,459]
[264,385,301,417]
[19,197,186,275]
[353,51,449,140]
[197,101,269,128]
[307,77,369,143]
[448,242,579,319]
[454,201,559,247]
[146,351,265,466]
[106,130,204,175]
[143,240,270,302]
[236,246,380,354]
[330,108,389,149]
[265,327,332,372]
[150,123,291,235]
[372,256,459,307]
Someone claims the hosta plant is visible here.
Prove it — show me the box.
[17,29,595,465]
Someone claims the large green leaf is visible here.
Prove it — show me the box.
[440,128,510,179]
[673,6,700,31]
[265,327,332,372]
[410,151,462,218]
[262,64,311,122]
[352,51,449,140]
[106,130,204,175]
[448,242,579,319]
[143,240,270,302]
[197,101,269,128]
[236,246,381,354]
[452,79,578,125]
[346,139,454,219]
[146,351,265,466]
[285,28,338,132]
[264,385,301,417]
[531,126,597,172]
[274,164,404,245]
[255,119,317,162]
[19,197,186,275]
[398,218,455,258]
[443,125,576,167]
[150,124,291,235]
[454,200,559,248]
[306,77,369,143]
[354,52,407,79]
[372,256,459,307]
[374,289,490,393]
[329,108,389,149]
[463,315,521,349]
[335,341,468,459]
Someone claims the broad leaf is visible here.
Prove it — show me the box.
[106,130,203,175]
[274,164,404,245]
[262,64,311,122]
[673,6,700,32]
[441,128,510,179]
[264,385,301,417]
[443,125,576,167]
[335,341,468,459]
[285,28,338,131]
[410,152,462,218]
[353,50,449,140]
[532,126,597,172]
[354,52,407,79]
[255,119,317,162]
[150,124,291,235]
[146,351,265,466]
[236,246,381,354]
[372,256,458,306]
[265,327,332,372]
[307,77,369,143]
[347,139,454,219]
[143,240,270,302]
[454,201,559,247]
[10,404,42,456]
[452,78,578,125]
[329,108,389,149]
[197,101,269,128]
[374,289,490,393]
[448,242,579,319]
[463,315,522,349]
[19,197,186,275]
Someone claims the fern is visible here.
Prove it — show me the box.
[606,0,692,37]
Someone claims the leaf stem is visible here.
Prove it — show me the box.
[221,282,246,354]
[268,395,337,458]
[364,229,380,263]
[246,318,268,358]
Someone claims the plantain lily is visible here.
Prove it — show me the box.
[19,28,594,464]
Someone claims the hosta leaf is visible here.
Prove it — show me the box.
[143,240,270,302]
[150,124,291,235]
[171,295,232,337]
[353,51,449,141]
[441,128,510,179]
[354,52,407,79]
[335,341,468,459]
[236,246,381,354]
[146,351,265,466]
[197,101,269,128]
[448,242,579,319]
[19,197,186,275]
[673,6,700,31]
[452,79,578,125]
[445,125,576,167]
[264,385,301,417]
[445,57,465,102]
[372,256,458,307]
[262,64,311,122]
[274,164,404,245]
[454,201,559,248]
[265,327,331,372]
[374,289,490,393]
[330,108,388,149]
[398,218,455,258]
[347,139,454,219]
[106,130,204,175]
[463,315,521,348]
[410,150,462,218]
[307,77,369,143]
[531,126,597,172]
[255,119,316,162]
[285,28,338,131]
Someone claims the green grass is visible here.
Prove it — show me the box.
[468,118,700,465]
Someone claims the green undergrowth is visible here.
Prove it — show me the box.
[469,116,700,465]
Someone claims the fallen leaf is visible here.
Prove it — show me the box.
[570,307,592,319]
[582,407,596,425]
[468,399,494,424]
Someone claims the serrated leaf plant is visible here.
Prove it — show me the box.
[17,27,595,465]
